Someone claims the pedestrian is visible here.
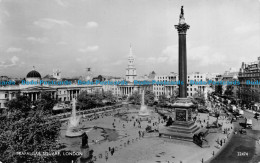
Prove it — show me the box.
[112,148,115,155]
[220,140,223,146]
[105,151,108,161]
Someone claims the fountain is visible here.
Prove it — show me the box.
[138,90,151,120]
[65,98,84,137]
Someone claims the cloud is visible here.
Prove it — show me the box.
[78,45,99,52]
[145,44,227,67]
[234,23,259,34]
[142,45,178,64]
[34,18,72,29]
[55,0,69,7]
[6,47,22,53]
[27,37,48,43]
[57,41,68,45]
[11,56,19,64]
[0,56,20,68]
[76,56,98,63]
[75,58,82,62]
[111,60,124,65]
[86,21,98,28]
[188,45,227,66]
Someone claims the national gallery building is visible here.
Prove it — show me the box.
[0,69,103,109]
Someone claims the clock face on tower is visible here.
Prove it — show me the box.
[175,109,186,121]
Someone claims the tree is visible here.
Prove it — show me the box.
[144,90,155,106]
[128,91,141,105]
[36,91,58,114]
[215,85,223,95]
[224,85,233,97]
[192,90,205,105]
[77,91,104,109]
[170,89,179,103]
[0,93,61,163]
[158,94,168,105]
[102,90,116,104]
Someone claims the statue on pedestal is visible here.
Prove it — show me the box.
[179,6,186,24]
[81,132,89,148]
[180,6,184,19]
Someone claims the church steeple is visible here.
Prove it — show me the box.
[129,43,133,56]
[126,44,137,82]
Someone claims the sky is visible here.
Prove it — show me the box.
[0,0,259,78]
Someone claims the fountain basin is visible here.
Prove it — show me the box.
[65,127,94,138]
[65,130,84,138]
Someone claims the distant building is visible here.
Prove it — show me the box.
[53,68,61,80]
[148,71,156,79]
[85,67,93,81]
[238,57,260,109]
[187,72,208,97]
[0,69,102,109]
[222,68,239,98]
[153,72,178,99]
[42,68,62,81]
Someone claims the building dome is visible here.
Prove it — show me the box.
[26,70,41,78]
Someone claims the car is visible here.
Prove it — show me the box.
[245,119,253,129]
[240,128,247,134]
[198,109,210,113]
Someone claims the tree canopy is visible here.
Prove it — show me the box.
[0,92,61,163]
[128,91,141,105]
[144,89,155,106]
[77,90,117,110]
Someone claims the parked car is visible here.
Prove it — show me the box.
[240,128,247,134]
[245,119,252,129]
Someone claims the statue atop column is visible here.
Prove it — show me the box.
[175,6,189,34]
[179,6,185,24]
[180,6,184,19]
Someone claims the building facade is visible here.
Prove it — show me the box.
[238,57,260,107]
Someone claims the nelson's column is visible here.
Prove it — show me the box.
[159,6,202,142]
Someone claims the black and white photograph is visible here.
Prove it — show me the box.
[0,0,260,163]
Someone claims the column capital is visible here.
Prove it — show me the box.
[175,23,190,34]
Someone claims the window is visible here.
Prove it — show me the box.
[5,94,7,98]
[190,88,192,91]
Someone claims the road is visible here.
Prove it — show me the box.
[210,110,260,163]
